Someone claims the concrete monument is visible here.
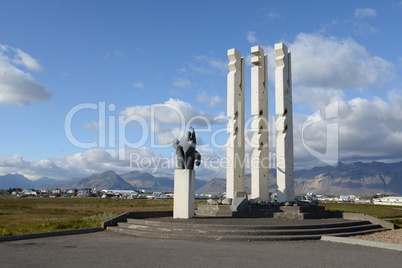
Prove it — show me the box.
[226,49,245,200]
[250,46,269,201]
[275,43,294,202]
[173,127,201,219]
[225,43,294,205]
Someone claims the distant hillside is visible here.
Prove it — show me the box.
[1,161,401,195]
[24,170,207,192]
[197,162,402,195]
[0,174,35,189]
[41,177,83,190]
[121,171,207,192]
[196,178,226,193]
[33,177,57,188]
[294,161,402,195]
[197,170,277,193]
[120,171,173,191]
[74,170,134,190]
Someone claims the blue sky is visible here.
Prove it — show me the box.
[1,0,402,180]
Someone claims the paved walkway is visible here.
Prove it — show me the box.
[1,231,401,267]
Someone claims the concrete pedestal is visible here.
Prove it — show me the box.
[173,169,195,219]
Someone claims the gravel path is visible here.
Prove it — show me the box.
[353,229,402,244]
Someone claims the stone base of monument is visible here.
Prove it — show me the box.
[195,204,327,219]
[106,211,391,241]
[173,169,195,219]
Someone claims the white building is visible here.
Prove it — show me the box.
[373,196,402,206]
[339,195,357,201]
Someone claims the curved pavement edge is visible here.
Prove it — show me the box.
[321,235,402,252]
[0,227,104,242]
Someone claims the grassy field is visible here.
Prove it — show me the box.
[0,197,175,236]
[1,198,401,236]
[320,203,402,227]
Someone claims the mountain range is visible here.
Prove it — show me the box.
[294,161,402,195]
[1,161,402,195]
[196,161,402,195]
[0,170,207,192]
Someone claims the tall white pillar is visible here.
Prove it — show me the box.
[226,49,245,199]
[250,46,269,201]
[275,43,295,203]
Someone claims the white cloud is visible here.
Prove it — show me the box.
[172,78,191,88]
[354,8,377,18]
[293,92,402,168]
[353,22,378,34]
[133,82,144,89]
[13,48,42,71]
[102,50,123,60]
[154,128,184,146]
[196,91,222,108]
[3,92,402,180]
[121,98,220,128]
[0,147,170,180]
[247,31,258,44]
[337,96,402,160]
[189,64,213,75]
[388,90,402,113]
[168,88,182,96]
[178,67,187,73]
[318,20,339,34]
[120,98,225,150]
[266,11,281,20]
[352,8,378,34]
[82,121,106,135]
[284,33,394,90]
[0,145,226,181]
[0,45,51,106]
[83,121,100,130]
[114,50,123,57]
[193,55,227,73]
[293,87,345,111]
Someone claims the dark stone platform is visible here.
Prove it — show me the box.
[106,216,389,241]
[103,209,394,241]
[196,204,327,219]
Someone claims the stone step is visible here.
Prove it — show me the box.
[107,225,388,241]
[117,222,384,236]
[107,226,323,241]
[125,218,373,230]
[324,228,390,237]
